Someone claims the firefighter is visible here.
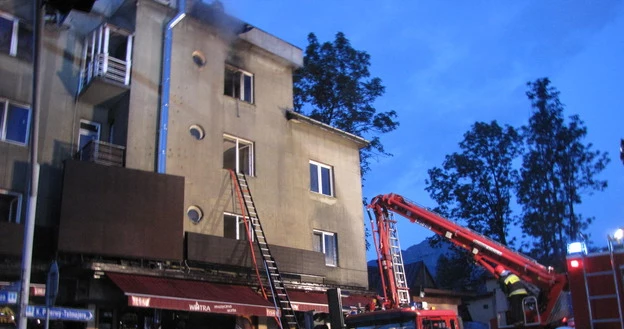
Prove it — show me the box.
[496,265,528,327]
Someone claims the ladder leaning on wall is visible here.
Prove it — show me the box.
[229,170,301,329]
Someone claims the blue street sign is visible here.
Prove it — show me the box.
[0,291,18,305]
[26,306,93,321]
[46,261,59,307]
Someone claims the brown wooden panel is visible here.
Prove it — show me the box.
[186,233,326,277]
[58,160,184,260]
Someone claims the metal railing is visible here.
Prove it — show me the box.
[81,54,130,89]
[76,140,126,167]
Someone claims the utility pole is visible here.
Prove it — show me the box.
[18,0,43,328]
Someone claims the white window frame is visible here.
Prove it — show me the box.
[224,65,254,103]
[309,160,334,196]
[0,11,31,60]
[223,134,255,176]
[0,189,23,224]
[77,119,101,152]
[223,212,254,241]
[313,230,338,267]
[0,98,31,146]
[0,12,19,56]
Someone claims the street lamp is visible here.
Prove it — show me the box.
[614,228,624,242]
[607,228,624,252]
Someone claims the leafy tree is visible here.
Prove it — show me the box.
[517,78,609,268]
[426,121,523,246]
[425,121,522,290]
[293,32,399,176]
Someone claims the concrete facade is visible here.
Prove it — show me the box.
[0,0,369,326]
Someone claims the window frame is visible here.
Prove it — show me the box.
[223,134,255,176]
[223,212,254,241]
[313,230,338,267]
[0,189,23,224]
[0,11,32,60]
[77,119,101,152]
[309,160,334,197]
[0,97,31,146]
[224,65,254,103]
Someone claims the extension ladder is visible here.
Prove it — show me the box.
[230,170,300,329]
[388,218,410,306]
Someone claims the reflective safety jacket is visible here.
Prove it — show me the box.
[501,274,528,297]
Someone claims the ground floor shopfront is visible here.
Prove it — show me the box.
[94,272,371,329]
[1,271,371,329]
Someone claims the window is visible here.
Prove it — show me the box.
[0,12,33,61]
[224,213,253,241]
[223,134,254,176]
[224,65,253,103]
[0,190,22,223]
[309,161,334,196]
[0,98,31,145]
[77,120,101,152]
[422,320,448,329]
[313,230,337,266]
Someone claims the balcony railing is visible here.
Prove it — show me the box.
[76,140,125,167]
[79,24,133,93]
[82,53,131,87]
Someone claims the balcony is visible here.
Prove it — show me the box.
[76,140,125,167]
[78,23,133,104]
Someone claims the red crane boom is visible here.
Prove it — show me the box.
[368,193,570,327]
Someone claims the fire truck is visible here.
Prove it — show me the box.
[345,193,624,329]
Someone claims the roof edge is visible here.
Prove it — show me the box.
[285,111,370,149]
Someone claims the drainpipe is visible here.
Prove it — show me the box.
[158,0,186,173]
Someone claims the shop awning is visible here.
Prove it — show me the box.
[288,290,329,313]
[107,273,277,317]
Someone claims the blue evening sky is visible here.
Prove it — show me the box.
[221,1,624,261]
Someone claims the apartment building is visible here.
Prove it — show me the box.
[0,1,370,328]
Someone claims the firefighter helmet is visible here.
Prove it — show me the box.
[495,265,506,275]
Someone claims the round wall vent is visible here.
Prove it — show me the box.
[187,205,203,224]
[189,124,205,140]
[192,51,207,68]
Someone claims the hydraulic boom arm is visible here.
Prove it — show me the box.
[368,193,569,326]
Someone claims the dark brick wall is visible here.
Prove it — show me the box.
[186,233,326,277]
[58,160,184,260]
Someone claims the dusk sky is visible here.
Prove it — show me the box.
[222,1,624,261]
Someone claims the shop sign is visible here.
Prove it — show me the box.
[0,292,17,305]
[127,295,275,317]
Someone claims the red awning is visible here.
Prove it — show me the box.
[288,291,329,313]
[107,273,277,317]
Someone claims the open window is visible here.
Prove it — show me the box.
[0,190,22,223]
[224,213,253,241]
[0,11,33,61]
[224,65,253,103]
[77,119,101,152]
[223,134,254,176]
